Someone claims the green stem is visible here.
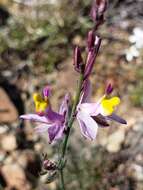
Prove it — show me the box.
[62,73,84,158]
[59,73,84,190]
[60,169,65,190]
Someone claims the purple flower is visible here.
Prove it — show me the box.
[20,87,70,143]
[76,82,126,140]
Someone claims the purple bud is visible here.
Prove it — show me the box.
[90,0,107,23]
[98,0,107,15]
[87,30,95,51]
[43,160,57,171]
[43,86,51,98]
[105,83,113,95]
[84,36,101,79]
[73,46,84,73]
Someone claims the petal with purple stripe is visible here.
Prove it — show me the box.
[77,111,98,140]
[20,114,50,124]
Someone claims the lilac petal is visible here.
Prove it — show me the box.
[79,102,101,116]
[77,111,98,140]
[77,116,89,139]
[20,114,50,124]
[107,113,127,124]
[45,108,64,123]
[35,123,54,133]
[48,124,65,143]
[82,79,92,103]
[59,93,70,116]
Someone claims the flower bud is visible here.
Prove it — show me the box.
[105,83,113,95]
[43,86,51,99]
[84,36,101,79]
[87,30,95,51]
[90,0,107,24]
[73,46,84,73]
[43,160,57,171]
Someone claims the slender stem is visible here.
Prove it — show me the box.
[59,73,84,190]
[60,169,65,190]
[62,73,84,158]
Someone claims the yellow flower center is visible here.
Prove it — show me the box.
[33,93,49,113]
[101,96,120,116]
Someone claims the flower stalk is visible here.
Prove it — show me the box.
[19,1,127,189]
[59,73,84,189]
[61,73,84,158]
[60,169,65,190]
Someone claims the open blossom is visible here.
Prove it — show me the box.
[20,86,69,143]
[76,83,127,140]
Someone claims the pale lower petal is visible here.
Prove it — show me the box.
[77,116,90,139]
[35,123,54,133]
[20,114,50,124]
[77,111,98,140]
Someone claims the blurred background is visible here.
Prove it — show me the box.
[0,0,143,189]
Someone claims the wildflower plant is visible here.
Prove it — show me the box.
[20,0,127,189]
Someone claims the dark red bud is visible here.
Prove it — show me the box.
[73,46,84,73]
[87,30,95,51]
[43,160,57,171]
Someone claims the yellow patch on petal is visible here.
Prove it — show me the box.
[33,93,49,113]
[101,97,120,116]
